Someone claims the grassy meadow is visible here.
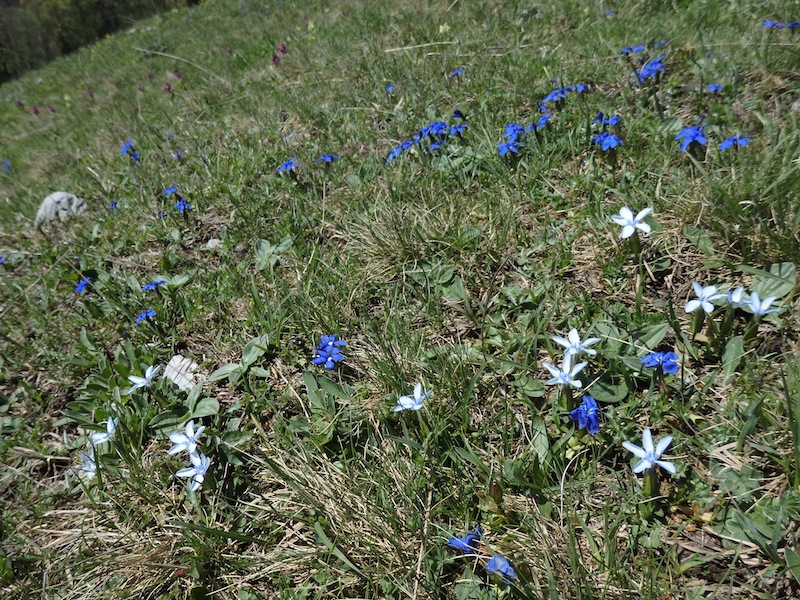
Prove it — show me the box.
[2,0,800,597]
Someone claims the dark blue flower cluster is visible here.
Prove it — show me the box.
[163,185,180,196]
[720,135,750,150]
[175,199,191,213]
[385,117,468,164]
[641,351,680,375]
[707,83,723,93]
[592,112,623,151]
[497,114,553,156]
[1,161,10,173]
[142,280,166,291]
[619,44,646,55]
[120,140,140,162]
[541,83,587,105]
[637,56,666,82]
[75,276,91,294]
[447,525,517,585]
[311,334,347,370]
[315,153,339,164]
[108,200,119,210]
[569,395,601,434]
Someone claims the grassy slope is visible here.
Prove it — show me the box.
[1,0,800,598]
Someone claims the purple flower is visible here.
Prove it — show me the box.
[278,42,287,54]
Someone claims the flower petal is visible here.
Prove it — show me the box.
[642,429,654,453]
[655,435,673,456]
[622,441,646,458]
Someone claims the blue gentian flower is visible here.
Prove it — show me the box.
[311,334,347,370]
[120,140,135,155]
[497,140,519,156]
[157,211,168,218]
[763,20,785,28]
[277,158,300,173]
[449,68,464,77]
[163,185,180,196]
[719,135,750,150]
[504,123,526,141]
[569,395,600,435]
[542,87,570,103]
[528,114,553,132]
[142,280,166,291]
[449,123,468,136]
[638,56,666,82]
[385,84,394,93]
[675,123,707,152]
[707,83,723,93]
[573,83,587,93]
[641,351,680,375]
[108,201,118,210]
[429,140,446,152]
[315,153,339,163]
[453,109,467,120]
[175,199,191,213]
[619,44,646,55]
[75,276,91,293]
[593,132,623,151]
[135,308,156,324]
[1,161,10,173]
[485,554,517,584]
[172,151,183,160]
[447,525,482,553]
[623,429,676,474]
[0,255,5,264]
[427,121,448,137]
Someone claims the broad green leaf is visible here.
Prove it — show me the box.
[739,262,796,299]
[721,336,745,385]
[785,548,800,585]
[79,328,97,353]
[208,363,243,382]
[241,334,269,368]
[635,322,670,353]
[683,226,716,255]
[530,416,549,463]
[190,397,220,419]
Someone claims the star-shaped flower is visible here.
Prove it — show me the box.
[685,282,723,314]
[91,417,117,446]
[176,452,212,492]
[543,354,587,388]
[641,351,679,375]
[552,328,600,356]
[748,291,779,315]
[393,383,431,412]
[611,207,652,239]
[622,428,676,474]
[168,420,206,455]
[126,365,161,394]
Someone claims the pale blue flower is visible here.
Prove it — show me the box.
[75,445,97,480]
[685,282,723,314]
[91,417,117,446]
[168,420,206,455]
[176,452,211,492]
[611,206,652,239]
[552,328,600,356]
[126,365,161,394]
[393,383,431,412]
[622,428,676,474]
[543,355,587,388]
[727,286,746,306]
[748,291,779,315]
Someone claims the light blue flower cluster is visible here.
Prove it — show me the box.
[170,420,210,492]
[120,139,140,162]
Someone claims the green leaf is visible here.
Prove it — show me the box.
[785,548,800,585]
[530,416,549,463]
[739,262,796,300]
[313,521,366,577]
[683,225,716,255]
[255,236,292,270]
[190,398,220,419]
[249,366,271,378]
[208,363,243,382]
[721,336,745,385]
[79,328,97,354]
[635,322,670,353]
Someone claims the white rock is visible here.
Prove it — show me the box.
[34,192,86,227]
[206,238,222,249]
[163,355,204,391]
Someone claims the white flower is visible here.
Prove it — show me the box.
[74,445,97,481]
[90,417,117,446]
[622,428,676,475]
[726,286,747,306]
[126,364,161,394]
[176,452,212,492]
[685,282,723,314]
[167,420,205,455]
[611,207,652,239]
[552,328,600,356]
[748,291,779,315]
[393,383,431,412]
[543,354,587,389]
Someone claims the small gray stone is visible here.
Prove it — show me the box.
[34,192,86,227]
